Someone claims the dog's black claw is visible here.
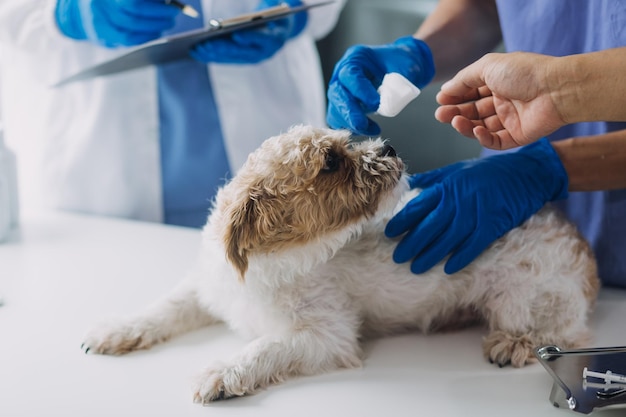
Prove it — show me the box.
[200,390,226,406]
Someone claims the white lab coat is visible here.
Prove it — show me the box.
[0,0,345,222]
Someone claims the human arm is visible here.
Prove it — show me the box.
[552,129,626,192]
[413,0,501,82]
[0,1,136,85]
[385,129,626,275]
[435,48,626,149]
[325,0,501,135]
[55,0,178,47]
[385,138,568,274]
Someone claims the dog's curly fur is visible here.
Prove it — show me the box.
[82,125,600,404]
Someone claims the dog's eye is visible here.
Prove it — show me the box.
[322,150,341,172]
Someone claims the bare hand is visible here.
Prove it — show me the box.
[434,52,567,150]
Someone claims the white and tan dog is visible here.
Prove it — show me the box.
[82,125,600,404]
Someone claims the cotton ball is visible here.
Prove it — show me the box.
[376,73,421,117]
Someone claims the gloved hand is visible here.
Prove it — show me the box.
[190,0,307,64]
[385,138,569,275]
[326,36,435,136]
[55,0,178,48]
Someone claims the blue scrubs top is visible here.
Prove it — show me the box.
[489,0,626,288]
[157,0,231,228]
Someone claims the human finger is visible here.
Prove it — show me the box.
[326,82,380,135]
[451,115,484,138]
[473,126,521,150]
[450,95,497,121]
[443,232,492,274]
[408,161,466,189]
[439,55,494,99]
[434,104,462,124]
[385,186,441,239]
[436,87,480,105]
[436,84,493,107]
[481,113,506,133]
[335,64,380,113]
[392,195,453,265]
[435,101,482,125]
[473,126,502,150]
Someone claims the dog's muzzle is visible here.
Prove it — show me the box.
[381,144,397,158]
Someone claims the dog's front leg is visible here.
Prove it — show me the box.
[192,328,362,403]
[82,280,218,355]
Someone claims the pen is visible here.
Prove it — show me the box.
[166,0,200,18]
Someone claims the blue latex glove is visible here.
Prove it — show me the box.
[190,0,307,64]
[326,36,435,136]
[385,138,569,275]
[55,0,178,48]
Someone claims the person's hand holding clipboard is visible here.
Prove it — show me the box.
[190,0,308,65]
[54,1,335,87]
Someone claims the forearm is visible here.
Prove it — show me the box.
[415,0,502,81]
[552,130,626,191]
[551,47,626,124]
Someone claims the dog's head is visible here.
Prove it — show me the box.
[209,125,406,280]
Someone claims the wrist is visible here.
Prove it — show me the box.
[393,36,435,88]
[55,0,87,40]
[520,138,569,201]
[281,0,307,39]
[550,50,626,125]
[548,55,590,125]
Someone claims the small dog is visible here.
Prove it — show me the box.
[82,125,600,404]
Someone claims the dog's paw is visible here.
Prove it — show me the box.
[482,331,537,368]
[192,363,273,404]
[81,319,158,355]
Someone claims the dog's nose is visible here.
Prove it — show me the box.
[381,144,396,158]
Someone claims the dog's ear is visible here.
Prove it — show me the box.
[223,189,288,281]
[223,195,257,281]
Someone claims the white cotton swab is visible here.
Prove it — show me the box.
[376,73,421,117]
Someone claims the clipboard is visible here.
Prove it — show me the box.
[54,1,334,87]
[535,345,626,414]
